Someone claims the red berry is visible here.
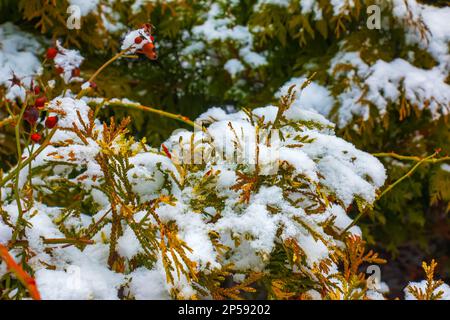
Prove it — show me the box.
[46,47,58,60]
[142,42,157,60]
[150,35,154,42]
[24,107,39,125]
[72,68,80,77]
[35,96,47,109]
[45,116,58,129]
[31,133,42,143]
[56,66,64,74]
[34,86,41,95]
[134,36,143,44]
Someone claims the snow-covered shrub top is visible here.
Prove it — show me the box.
[0,88,388,299]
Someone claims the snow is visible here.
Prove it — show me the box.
[183,2,267,74]
[331,0,355,15]
[127,152,180,199]
[300,0,323,19]
[65,0,123,33]
[48,97,90,129]
[301,131,386,206]
[99,4,125,33]
[192,100,385,211]
[255,0,290,9]
[4,0,449,299]
[239,47,267,68]
[45,80,55,90]
[0,223,12,245]
[68,0,99,16]
[81,81,90,90]
[117,226,142,260]
[121,28,155,53]
[393,0,450,67]
[297,232,329,267]
[224,59,245,77]
[35,257,123,300]
[255,0,349,19]
[128,267,171,299]
[366,59,450,119]
[54,41,84,84]
[0,92,387,298]
[192,4,251,44]
[0,23,43,101]
[366,290,385,300]
[329,51,450,127]
[325,205,361,236]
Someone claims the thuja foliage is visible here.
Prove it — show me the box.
[0,0,448,257]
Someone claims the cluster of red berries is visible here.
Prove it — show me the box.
[46,47,80,77]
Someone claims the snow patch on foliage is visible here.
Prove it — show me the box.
[393,0,450,67]
[121,27,155,53]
